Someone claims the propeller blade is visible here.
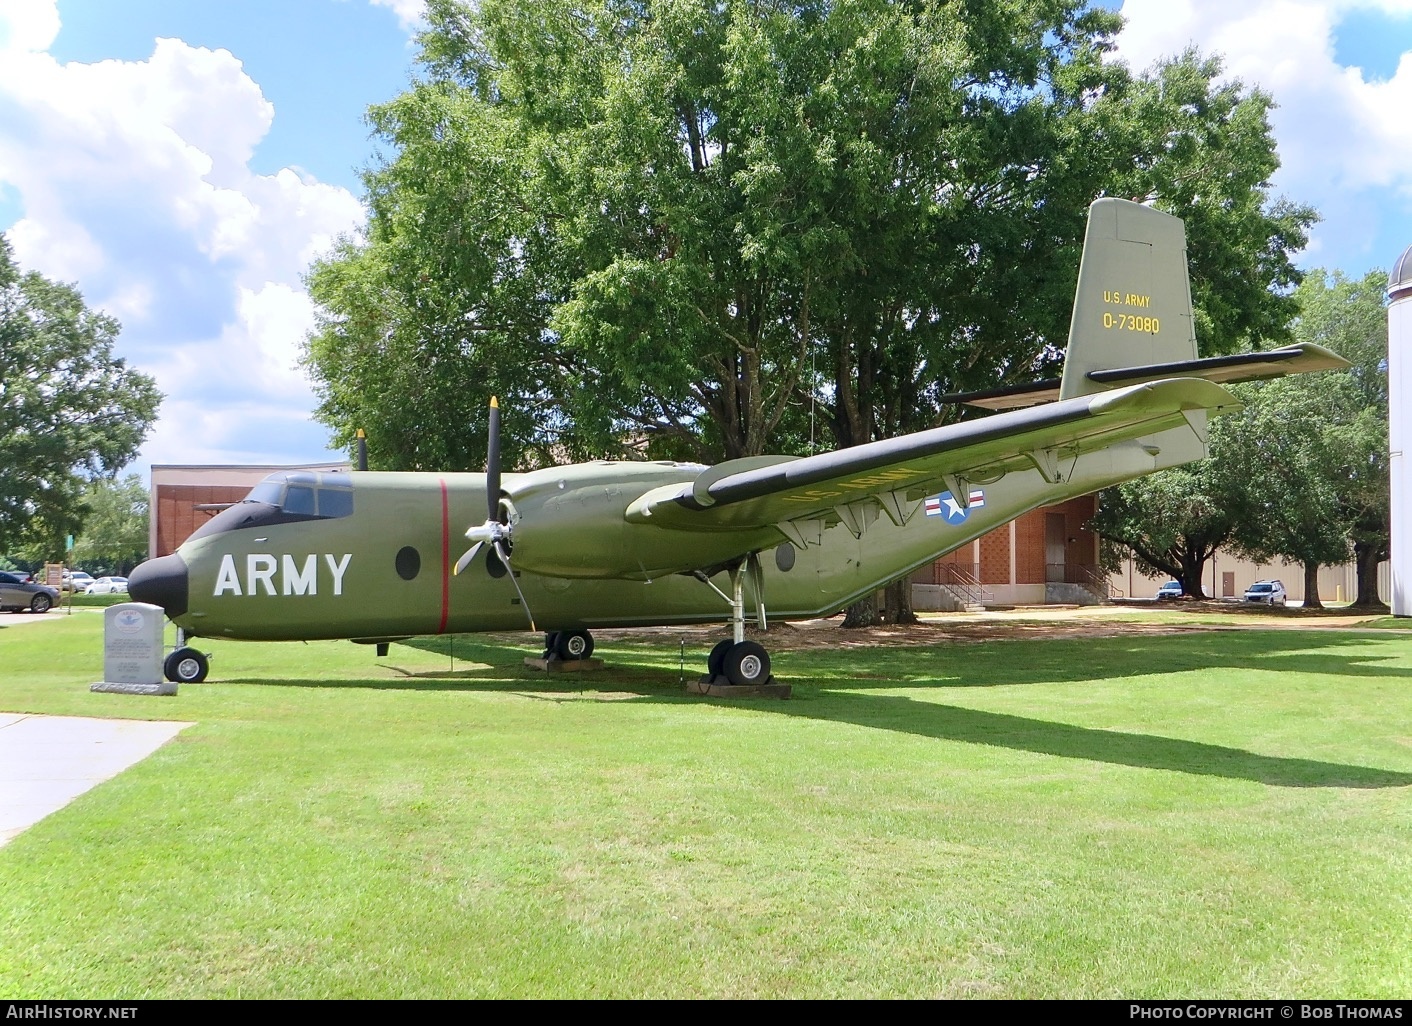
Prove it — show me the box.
[493,539,536,632]
[486,395,501,524]
[453,541,483,577]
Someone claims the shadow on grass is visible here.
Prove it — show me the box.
[401,627,1412,687]
[219,630,1412,790]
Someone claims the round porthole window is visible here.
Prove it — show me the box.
[775,542,796,572]
[395,546,421,580]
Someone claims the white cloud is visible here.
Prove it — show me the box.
[370,0,427,33]
[1116,1,1412,265]
[0,0,365,472]
[0,0,58,52]
[4,213,104,282]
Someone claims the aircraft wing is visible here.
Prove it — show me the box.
[624,377,1237,533]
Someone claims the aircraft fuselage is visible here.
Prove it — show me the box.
[142,427,1199,643]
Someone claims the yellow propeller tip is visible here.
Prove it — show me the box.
[490,396,499,409]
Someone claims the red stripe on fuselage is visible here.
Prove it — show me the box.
[438,478,450,634]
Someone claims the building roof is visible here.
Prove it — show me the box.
[1393,245,1412,297]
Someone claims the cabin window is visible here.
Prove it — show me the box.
[319,487,354,519]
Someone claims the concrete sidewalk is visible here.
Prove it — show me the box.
[0,713,192,846]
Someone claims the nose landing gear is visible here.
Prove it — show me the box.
[163,628,210,683]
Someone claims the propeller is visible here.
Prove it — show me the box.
[453,396,536,630]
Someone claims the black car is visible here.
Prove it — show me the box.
[0,571,59,613]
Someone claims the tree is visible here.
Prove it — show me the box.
[1220,377,1354,608]
[69,474,150,577]
[1091,457,1240,598]
[1289,270,1389,608]
[1096,270,1389,608]
[0,236,160,557]
[305,0,1314,625]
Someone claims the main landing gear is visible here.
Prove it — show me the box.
[693,555,787,696]
[541,629,595,662]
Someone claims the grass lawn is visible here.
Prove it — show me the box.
[1,608,1410,998]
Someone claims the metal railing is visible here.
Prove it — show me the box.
[1045,563,1110,602]
[938,562,988,607]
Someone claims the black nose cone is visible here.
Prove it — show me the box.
[129,553,189,618]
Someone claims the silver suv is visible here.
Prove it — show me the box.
[1244,580,1287,606]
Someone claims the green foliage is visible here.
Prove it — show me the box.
[1112,52,1314,353]
[1091,458,1238,596]
[68,474,149,577]
[1291,270,1390,605]
[0,236,161,557]
[305,1,1313,473]
[1096,269,1389,603]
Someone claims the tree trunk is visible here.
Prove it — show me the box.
[883,579,918,625]
[1302,561,1323,609]
[1353,540,1388,609]
[1179,555,1206,599]
[842,594,879,628]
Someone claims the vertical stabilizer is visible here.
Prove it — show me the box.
[1058,198,1198,400]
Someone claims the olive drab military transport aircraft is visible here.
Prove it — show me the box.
[129,198,1347,686]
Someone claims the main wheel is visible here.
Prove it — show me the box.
[164,647,209,684]
[722,641,770,687]
[555,629,594,661]
[707,639,735,678]
[30,593,52,614]
[543,631,560,658]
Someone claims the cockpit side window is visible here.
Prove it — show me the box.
[283,484,317,516]
[319,487,354,518]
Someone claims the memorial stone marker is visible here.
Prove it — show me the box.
[91,602,175,696]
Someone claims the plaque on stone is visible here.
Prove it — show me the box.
[92,602,175,696]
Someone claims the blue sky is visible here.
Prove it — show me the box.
[0,0,1410,476]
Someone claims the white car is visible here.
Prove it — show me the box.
[1244,580,1287,606]
[62,571,95,592]
[84,576,129,595]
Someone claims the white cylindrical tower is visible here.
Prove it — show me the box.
[1389,246,1412,615]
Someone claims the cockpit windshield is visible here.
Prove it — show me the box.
[240,472,354,518]
[189,471,355,541]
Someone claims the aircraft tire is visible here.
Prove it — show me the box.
[543,632,560,658]
[555,629,594,661]
[707,639,734,677]
[165,647,209,684]
[723,641,770,687]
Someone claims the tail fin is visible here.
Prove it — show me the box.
[1058,198,1197,400]
[943,198,1349,412]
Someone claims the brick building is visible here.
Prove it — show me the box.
[148,463,351,558]
[913,495,1102,608]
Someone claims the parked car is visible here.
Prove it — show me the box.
[1244,580,1288,606]
[84,576,129,595]
[1156,581,1184,600]
[61,571,95,593]
[0,571,60,613]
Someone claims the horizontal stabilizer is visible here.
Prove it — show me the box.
[1087,342,1349,387]
[949,343,1349,411]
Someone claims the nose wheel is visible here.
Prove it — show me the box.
[164,647,209,683]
